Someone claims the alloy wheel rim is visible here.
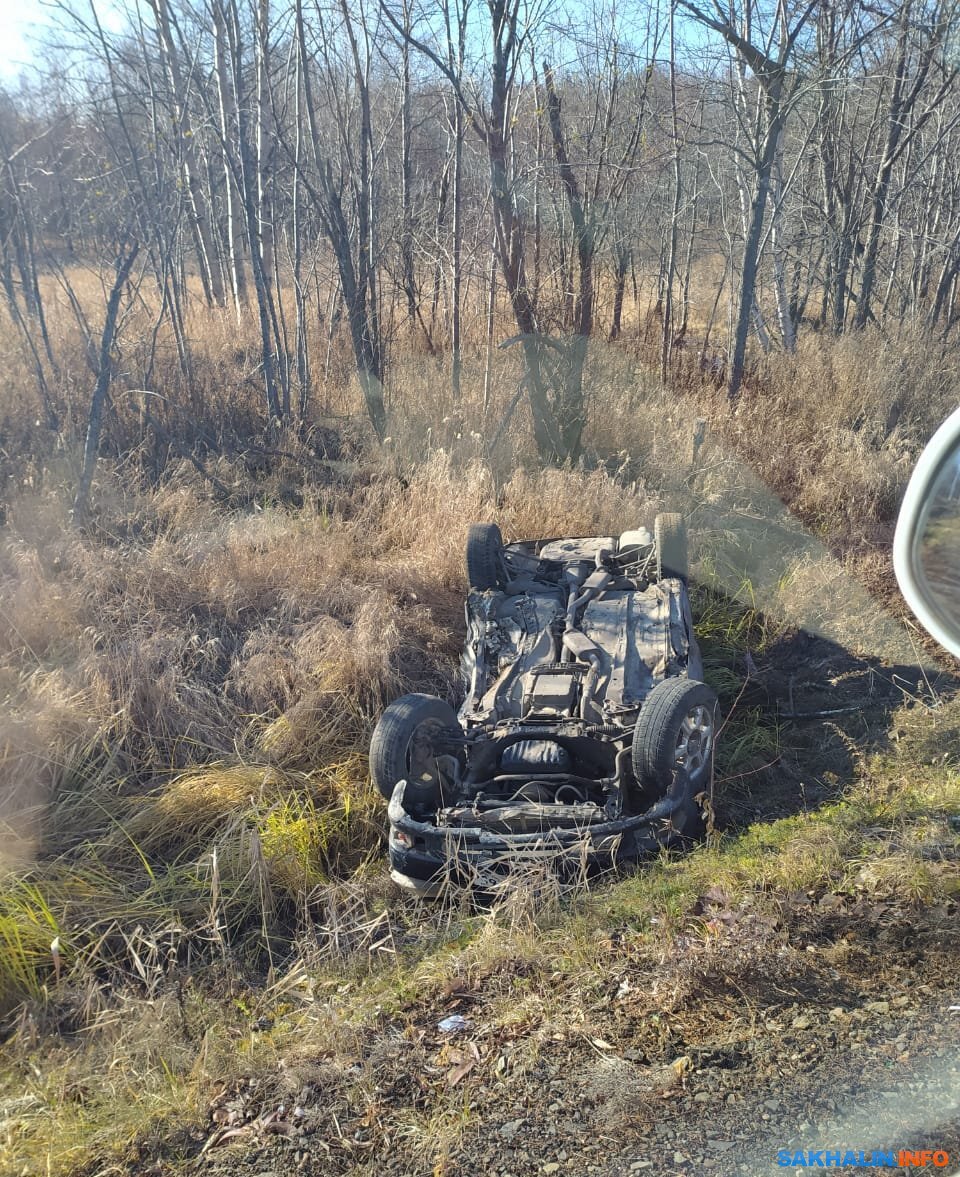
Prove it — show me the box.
[675,704,714,778]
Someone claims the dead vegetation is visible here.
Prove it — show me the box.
[5,707,952,1176]
[0,439,675,1025]
[0,293,957,1173]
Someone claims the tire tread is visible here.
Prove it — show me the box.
[369,693,459,803]
[466,523,506,591]
[632,677,717,789]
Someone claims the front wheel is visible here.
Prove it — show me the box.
[369,694,460,807]
[632,678,718,793]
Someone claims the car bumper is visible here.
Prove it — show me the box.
[387,838,639,895]
[387,777,688,892]
[389,863,446,897]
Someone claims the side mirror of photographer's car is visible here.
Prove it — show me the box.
[894,404,960,657]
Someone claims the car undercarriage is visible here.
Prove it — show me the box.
[370,517,718,894]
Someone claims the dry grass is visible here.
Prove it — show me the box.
[0,437,666,1018]
[0,293,948,1007]
[691,328,955,546]
[0,276,957,1173]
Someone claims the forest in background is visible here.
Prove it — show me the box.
[2,0,960,490]
[1,2,960,1173]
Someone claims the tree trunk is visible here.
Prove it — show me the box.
[769,123,796,351]
[225,0,282,418]
[660,7,682,381]
[728,85,785,401]
[609,242,629,341]
[294,0,386,439]
[214,4,247,318]
[399,8,418,329]
[74,240,140,520]
[544,63,593,461]
[150,0,225,307]
[450,97,464,406]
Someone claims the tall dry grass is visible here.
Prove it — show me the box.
[0,276,958,1175]
[0,268,952,1018]
[0,438,666,1013]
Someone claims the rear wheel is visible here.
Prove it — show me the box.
[369,693,460,807]
[632,678,717,794]
[654,512,688,582]
[466,523,507,591]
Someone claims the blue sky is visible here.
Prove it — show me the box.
[0,0,724,84]
[0,0,126,81]
[0,0,55,80]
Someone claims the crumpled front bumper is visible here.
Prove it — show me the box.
[386,775,690,894]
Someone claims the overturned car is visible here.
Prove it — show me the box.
[370,516,718,894]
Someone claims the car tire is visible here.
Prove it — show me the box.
[632,678,718,793]
[655,512,688,582]
[369,693,460,806]
[466,522,507,591]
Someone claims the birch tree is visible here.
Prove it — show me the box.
[677,0,817,400]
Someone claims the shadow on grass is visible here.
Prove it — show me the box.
[692,580,960,834]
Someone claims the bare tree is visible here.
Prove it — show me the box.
[289,0,387,438]
[7,0,960,479]
[74,238,141,519]
[853,0,958,328]
[148,0,226,307]
[678,0,817,400]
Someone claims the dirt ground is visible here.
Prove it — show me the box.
[154,819,960,1177]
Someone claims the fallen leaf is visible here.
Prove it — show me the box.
[447,1058,476,1086]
